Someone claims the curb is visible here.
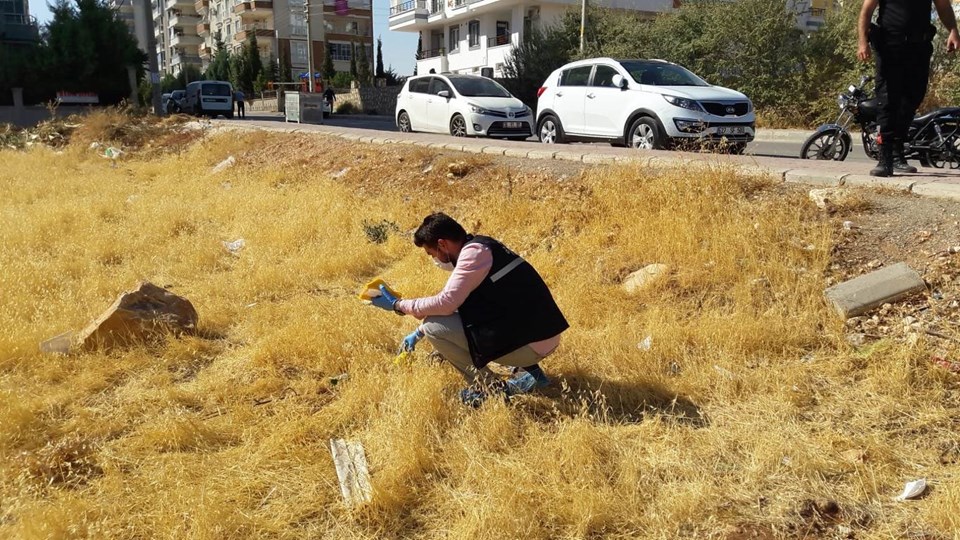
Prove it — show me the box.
[208,120,960,202]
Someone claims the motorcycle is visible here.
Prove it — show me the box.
[800,75,960,169]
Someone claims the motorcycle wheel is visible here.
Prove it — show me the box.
[800,130,849,161]
[862,130,880,160]
[925,137,960,169]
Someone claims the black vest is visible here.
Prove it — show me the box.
[458,235,569,369]
[878,0,934,40]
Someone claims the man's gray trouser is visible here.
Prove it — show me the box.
[421,313,542,386]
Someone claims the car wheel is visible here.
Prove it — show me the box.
[226,111,234,119]
[627,117,662,150]
[397,111,412,133]
[538,115,565,144]
[449,114,467,137]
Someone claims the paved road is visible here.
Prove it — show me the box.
[247,112,877,164]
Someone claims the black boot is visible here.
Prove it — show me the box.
[870,143,894,177]
[893,141,917,173]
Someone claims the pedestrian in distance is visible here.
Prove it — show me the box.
[323,86,336,116]
[234,89,246,119]
[858,0,959,177]
[370,213,569,407]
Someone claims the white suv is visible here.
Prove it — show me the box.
[395,74,532,139]
[536,58,755,152]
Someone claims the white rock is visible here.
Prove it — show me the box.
[622,264,670,295]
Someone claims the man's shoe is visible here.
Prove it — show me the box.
[870,144,894,177]
[893,142,917,173]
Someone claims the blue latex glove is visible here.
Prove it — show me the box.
[400,329,423,352]
[370,284,399,312]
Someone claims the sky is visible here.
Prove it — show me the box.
[27,0,419,75]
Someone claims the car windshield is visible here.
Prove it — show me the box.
[447,76,511,98]
[618,60,709,87]
[201,83,232,96]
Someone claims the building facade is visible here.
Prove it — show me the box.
[0,0,39,46]
[143,0,372,79]
[388,0,674,77]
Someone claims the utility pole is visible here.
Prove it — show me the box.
[305,0,314,92]
[579,0,586,54]
[142,0,162,113]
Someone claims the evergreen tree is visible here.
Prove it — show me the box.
[375,36,385,79]
[349,43,358,79]
[246,34,264,85]
[413,32,422,75]
[356,42,371,86]
[322,41,336,80]
[279,52,293,83]
[205,33,231,81]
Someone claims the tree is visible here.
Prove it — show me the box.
[205,33,231,82]
[278,52,293,83]
[322,42,336,80]
[246,34,264,85]
[39,0,146,104]
[349,43,358,80]
[356,42,371,86]
[413,32,422,75]
[229,49,252,93]
[375,36,385,79]
[502,26,576,108]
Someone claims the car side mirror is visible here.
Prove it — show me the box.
[612,74,628,89]
[438,90,450,98]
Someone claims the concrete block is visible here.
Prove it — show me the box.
[581,153,616,165]
[824,262,925,318]
[738,165,787,182]
[554,151,585,162]
[503,147,530,158]
[443,143,467,152]
[357,136,375,143]
[843,174,915,191]
[481,146,508,156]
[526,150,558,160]
[428,142,448,150]
[911,181,960,201]
[784,169,845,187]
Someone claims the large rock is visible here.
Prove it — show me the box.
[75,282,198,351]
[622,264,670,295]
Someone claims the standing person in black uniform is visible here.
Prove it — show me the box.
[858,0,959,177]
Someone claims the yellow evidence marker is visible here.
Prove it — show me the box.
[357,278,403,302]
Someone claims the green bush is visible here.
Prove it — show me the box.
[336,101,358,114]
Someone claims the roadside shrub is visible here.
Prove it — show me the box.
[336,101,358,114]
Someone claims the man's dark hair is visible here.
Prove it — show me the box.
[414,212,467,247]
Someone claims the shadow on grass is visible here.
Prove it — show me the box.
[516,368,707,428]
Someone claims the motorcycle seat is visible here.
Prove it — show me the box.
[914,107,960,125]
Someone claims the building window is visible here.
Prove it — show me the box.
[292,41,308,65]
[468,20,479,48]
[346,21,358,34]
[329,42,353,61]
[448,25,459,52]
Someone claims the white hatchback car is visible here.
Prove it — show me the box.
[536,58,755,152]
[396,74,532,139]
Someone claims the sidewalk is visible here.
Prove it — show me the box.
[212,118,960,201]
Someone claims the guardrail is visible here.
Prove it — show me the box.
[487,34,510,47]
[421,47,446,59]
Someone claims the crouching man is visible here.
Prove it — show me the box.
[371,212,569,406]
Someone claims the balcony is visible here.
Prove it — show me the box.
[420,47,445,59]
[171,53,203,67]
[170,14,201,27]
[234,0,273,18]
[170,30,204,47]
[809,7,826,17]
[197,22,211,34]
[199,42,212,58]
[166,0,194,10]
[487,34,510,48]
[235,24,274,42]
[195,0,208,11]
[389,0,425,16]
[0,14,40,44]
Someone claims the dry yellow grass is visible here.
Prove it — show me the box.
[1,126,958,539]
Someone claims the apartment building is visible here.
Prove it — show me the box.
[109,0,151,54]
[794,0,834,30]
[388,0,674,77]
[192,0,373,80]
[0,0,39,46]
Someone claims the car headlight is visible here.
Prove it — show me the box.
[469,104,488,115]
[663,95,703,112]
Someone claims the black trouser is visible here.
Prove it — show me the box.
[873,37,933,144]
[236,101,245,118]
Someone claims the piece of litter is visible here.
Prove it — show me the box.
[102,147,122,160]
[89,141,101,150]
[245,302,257,308]
[331,167,351,178]
[800,352,815,363]
[212,155,236,173]
[637,335,653,351]
[40,331,74,354]
[329,439,373,506]
[223,238,245,254]
[894,479,926,501]
[330,373,350,386]
[842,221,856,230]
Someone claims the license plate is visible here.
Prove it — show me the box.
[503,121,523,129]
[716,126,745,135]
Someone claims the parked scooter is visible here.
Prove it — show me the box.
[800,75,960,169]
